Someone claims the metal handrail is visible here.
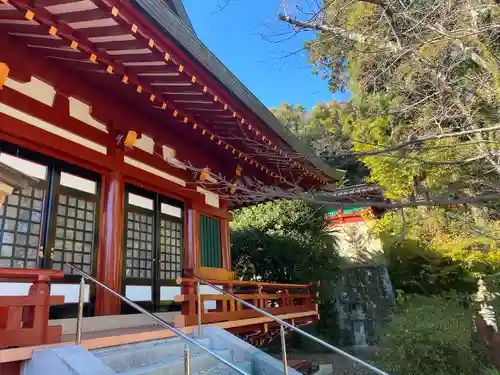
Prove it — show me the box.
[66,263,250,375]
[191,275,390,375]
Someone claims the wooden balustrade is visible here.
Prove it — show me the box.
[0,268,64,348]
[174,277,319,328]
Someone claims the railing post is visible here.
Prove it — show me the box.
[196,281,202,337]
[280,324,289,375]
[184,344,191,375]
[65,265,249,375]
[76,276,85,344]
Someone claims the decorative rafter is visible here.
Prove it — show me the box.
[1,0,330,185]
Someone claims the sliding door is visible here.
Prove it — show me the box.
[123,185,183,312]
[0,141,100,318]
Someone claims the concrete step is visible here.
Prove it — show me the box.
[121,349,238,375]
[93,335,208,356]
[193,361,254,375]
[93,336,211,373]
[51,312,179,339]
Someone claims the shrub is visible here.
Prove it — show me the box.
[385,240,477,295]
[373,295,492,375]
[231,200,341,287]
[231,200,342,343]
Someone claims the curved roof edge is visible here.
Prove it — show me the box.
[132,0,345,182]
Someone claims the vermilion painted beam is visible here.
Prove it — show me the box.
[99,0,285,144]
[192,199,232,221]
[0,97,221,207]
[0,32,236,184]
[0,89,111,148]
[0,96,233,215]
[328,217,367,225]
[96,0,325,184]
[96,171,125,315]
[220,219,231,270]
[0,2,312,187]
[184,206,201,271]
[0,113,115,173]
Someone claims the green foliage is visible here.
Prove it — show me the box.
[272,101,369,184]
[373,295,492,375]
[302,0,499,201]
[231,199,340,285]
[385,240,476,295]
[231,200,342,341]
[373,207,500,290]
[269,1,499,367]
[270,103,307,137]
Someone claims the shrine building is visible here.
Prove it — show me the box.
[0,0,347,359]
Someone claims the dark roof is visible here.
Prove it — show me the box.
[132,0,344,182]
[315,184,387,207]
[161,0,194,32]
[318,184,388,215]
[321,184,384,198]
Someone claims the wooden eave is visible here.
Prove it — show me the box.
[0,0,342,190]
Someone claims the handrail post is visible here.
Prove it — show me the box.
[76,276,85,344]
[196,281,202,337]
[280,324,289,375]
[184,344,191,375]
[65,264,249,375]
[188,275,391,375]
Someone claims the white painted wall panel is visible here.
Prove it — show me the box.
[0,153,47,180]
[160,286,181,301]
[129,193,154,210]
[125,285,152,301]
[45,0,97,15]
[5,77,55,106]
[0,282,90,304]
[196,187,220,208]
[68,97,108,133]
[135,134,155,154]
[0,282,30,296]
[161,203,182,218]
[50,283,90,304]
[0,103,107,154]
[60,172,96,194]
[124,157,186,186]
[200,285,222,311]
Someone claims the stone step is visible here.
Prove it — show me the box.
[121,350,238,375]
[93,337,211,373]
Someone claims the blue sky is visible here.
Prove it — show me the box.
[182,0,349,110]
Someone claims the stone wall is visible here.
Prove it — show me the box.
[328,218,396,346]
[335,265,396,346]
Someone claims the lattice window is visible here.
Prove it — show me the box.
[52,194,95,274]
[159,219,182,280]
[125,212,154,279]
[0,187,45,268]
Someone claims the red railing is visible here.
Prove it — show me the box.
[174,278,319,328]
[0,268,64,348]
